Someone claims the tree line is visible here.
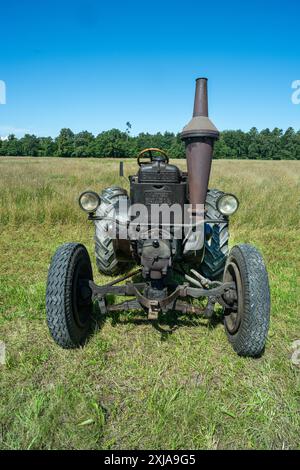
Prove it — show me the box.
[0,126,299,159]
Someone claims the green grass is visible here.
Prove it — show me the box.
[0,157,299,450]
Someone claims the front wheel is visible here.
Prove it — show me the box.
[46,243,94,349]
[223,244,270,357]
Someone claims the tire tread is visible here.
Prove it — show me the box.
[46,243,93,349]
[225,244,270,357]
[201,189,229,280]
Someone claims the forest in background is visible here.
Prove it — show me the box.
[0,126,299,159]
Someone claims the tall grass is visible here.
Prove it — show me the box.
[0,158,298,230]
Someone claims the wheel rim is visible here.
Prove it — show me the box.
[72,257,92,328]
[224,260,243,334]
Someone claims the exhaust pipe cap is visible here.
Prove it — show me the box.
[180,116,219,140]
[180,77,219,141]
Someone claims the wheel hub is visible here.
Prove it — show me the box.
[224,261,243,334]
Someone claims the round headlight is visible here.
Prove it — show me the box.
[217,193,239,216]
[79,191,100,212]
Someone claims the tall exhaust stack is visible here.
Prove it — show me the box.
[181,78,219,212]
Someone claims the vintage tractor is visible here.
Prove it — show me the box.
[46,77,270,356]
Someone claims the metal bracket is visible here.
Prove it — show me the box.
[148,301,160,320]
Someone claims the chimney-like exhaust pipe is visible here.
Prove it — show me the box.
[181,78,219,212]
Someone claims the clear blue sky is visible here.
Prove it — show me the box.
[0,0,299,137]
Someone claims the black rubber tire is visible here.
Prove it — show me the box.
[224,244,270,357]
[46,243,94,349]
[200,189,229,280]
[94,187,128,275]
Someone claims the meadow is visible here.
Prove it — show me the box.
[0,157,299,450]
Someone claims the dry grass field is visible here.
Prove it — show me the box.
[0,157,299,449]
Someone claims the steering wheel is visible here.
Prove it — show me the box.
[137,148,169,166]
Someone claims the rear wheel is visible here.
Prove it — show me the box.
[223,244,270,357]
[200,189,229,280]
[46,243,94,349]
[94,187,128,275]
